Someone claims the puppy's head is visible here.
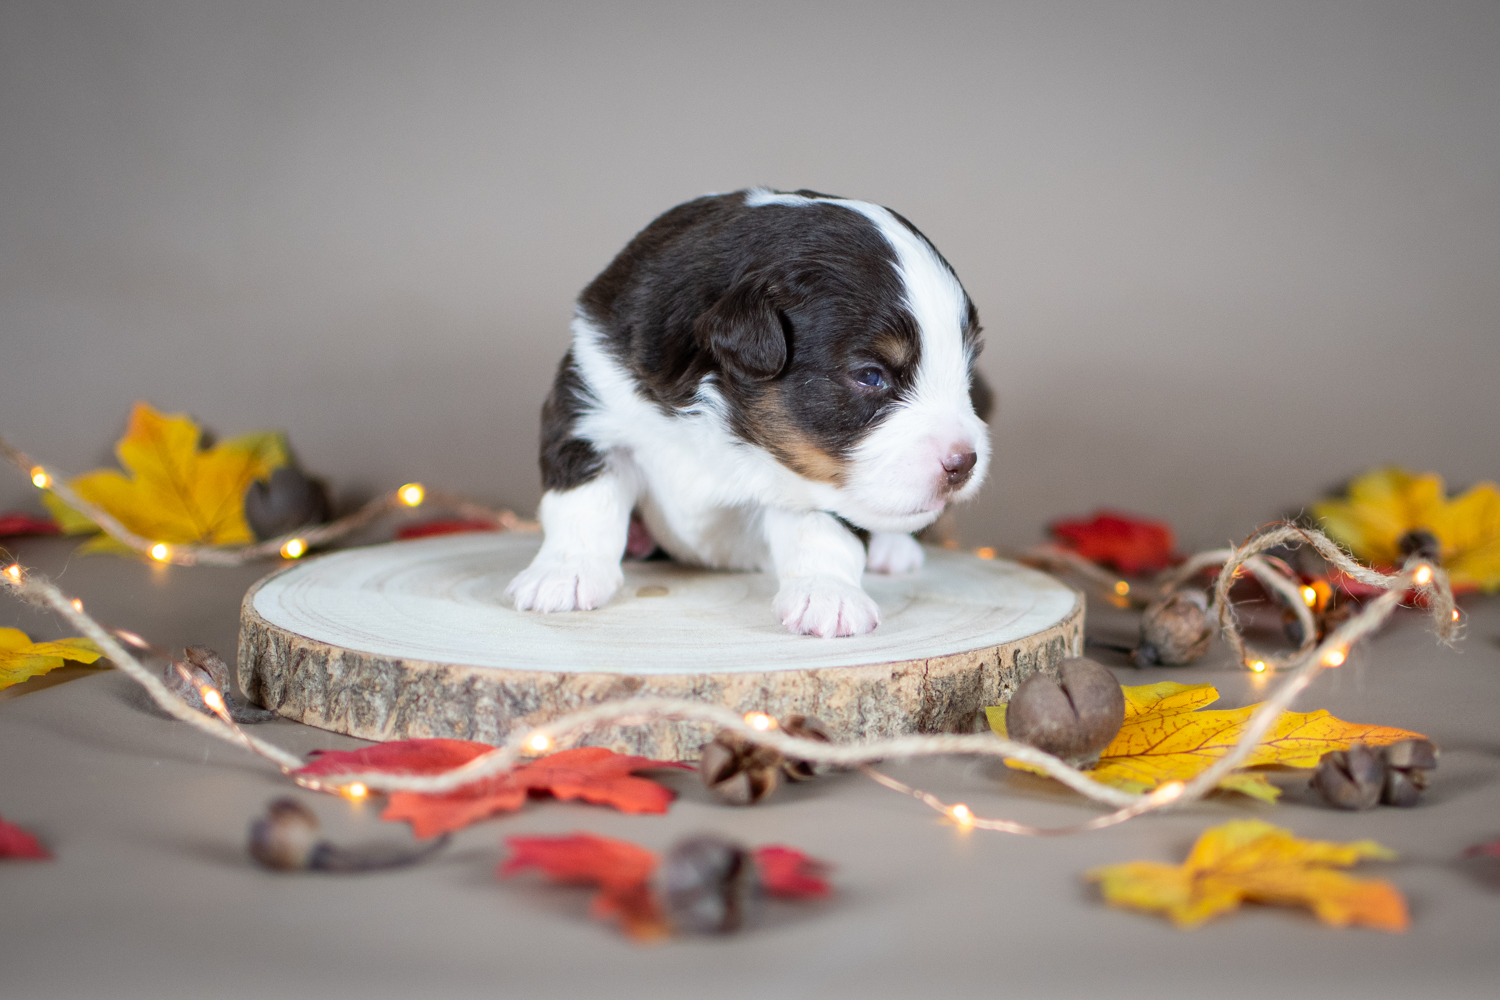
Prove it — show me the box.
[700,189,990,535]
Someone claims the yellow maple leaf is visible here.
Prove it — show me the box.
[1311,465,1500,593]
[42,402,288,554]
[0,627,105,690]
[987,681,1424,802]
[1088,819,1408,931]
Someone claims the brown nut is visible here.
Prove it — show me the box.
[1311,744,1383,810]
[699,731,782,805]
[1380,738,1439,807]
[1005,657,1126,764]
[248,798,321,870]
[780,714,832,782]
[1133,590,1213,666]
[658,834,760,934]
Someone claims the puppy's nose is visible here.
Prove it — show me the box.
[942,449,977,489]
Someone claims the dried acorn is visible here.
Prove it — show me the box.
[1381,738,1439,807]
[1133,590,1213,666]
[658,834,761,934]
[699,730,782,805]
[248,797,449,872]
[780,714,832,782]
[1005,657,1126,764]
[244,465,331,541]
[1311,744,1384,810]
[1398,529,1442,563]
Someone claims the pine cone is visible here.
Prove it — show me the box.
[780,714,832,782]
[699,730,782,805]
[1133,590,1212,666]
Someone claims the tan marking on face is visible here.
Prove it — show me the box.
[872,332,916,370]
[744,386,849,486]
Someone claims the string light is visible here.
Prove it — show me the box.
[744,711,777,732]
[1301,585,1318,607]
[30,466,50,489]
[949,803,975,827]
[1114,580,1130,596]
[199,685,234,725]
[1150,781,1186,804]
[149,543,170,562]
[398,483,425,507]
[71,598,83,611]
[280,538,307,559]
[3,563,22,584]
[1250,660,1267,673]
[1452,609,1461,622]
[1322,647,1347,667]
[974,547,996,560]
[343,782,369,800]
[526,733,553,753]
[1413,565,1433,586]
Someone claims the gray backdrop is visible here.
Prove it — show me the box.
[3,0,1497,551]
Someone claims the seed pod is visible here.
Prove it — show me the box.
[248,798,322,870]
[658,834,760,934]
[1311,744,1383,810]
[244,466,331,541]
[164,646,278,723]
[1397,529,1442,563]
[1380,738,1439,807]
[699,731,782,805]
[780,714,831,782]
[1133,590,1212,666]
[247,797,449,873]
[1005,657,1126,764]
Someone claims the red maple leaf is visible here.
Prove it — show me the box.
[1048,510,1179,575]
[0,815,51,860]
[297,742,691,838]
[1464,837,1500,859]
[502,832,668,939]
[395,519,500,540]
[754,845,831,898]
[0,513,60,538]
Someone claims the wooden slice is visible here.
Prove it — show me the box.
[239,533,1083,760]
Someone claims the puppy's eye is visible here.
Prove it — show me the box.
[852,366,887,390]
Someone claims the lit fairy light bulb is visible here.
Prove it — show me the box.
[1301,586,1318,607]
[280,538,307,559]
[974,547,996,560]
[744,711,777,732]
[1322,647,1347,667]
[71,598,83,611]
[30,467,51,489]
[526,732,553,753]
[3,563,22,584]
[344,782,369,800]
[1412,565,1433,586]
[199,686,233,724]
[950,803,975,827]
[1250,660,1267,673]
[398,483,425,507]
[149,543,171,562]
[1151,781,1186,804]
[1114,581,1130,596]
[1452,609,1461,622]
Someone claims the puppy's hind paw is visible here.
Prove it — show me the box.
[505,557,623,613]
[774,578,881,637]
[866,532,925,575]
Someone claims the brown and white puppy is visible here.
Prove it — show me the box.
[507,188,991,636]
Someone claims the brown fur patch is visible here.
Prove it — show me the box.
[744,387,849,486]
[872,331,916,369]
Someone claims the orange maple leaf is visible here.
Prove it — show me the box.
[296,741,691,838]
[501,832,669,940]
[988,681,1425,801]
[1089,819,1408,930]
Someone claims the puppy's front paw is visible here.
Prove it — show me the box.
[866,532,925,575]
[506,557,623,612]
[774,577,881,637]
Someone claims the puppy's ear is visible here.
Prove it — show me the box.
[694,276,788,380]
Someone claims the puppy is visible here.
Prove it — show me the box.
[506,188,991,637]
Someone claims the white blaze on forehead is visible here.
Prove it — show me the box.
[742,188,973,408]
